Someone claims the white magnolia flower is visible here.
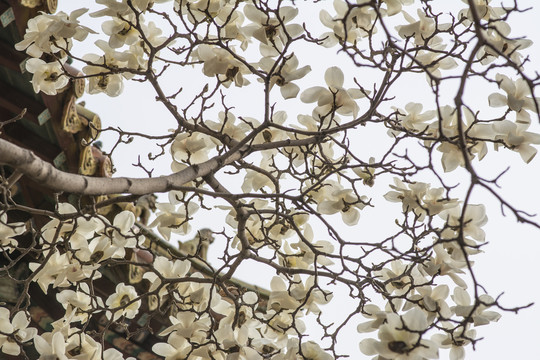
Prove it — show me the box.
[259,54,311,99]
[421,244,468,289]
[107,210,144,258]
[149,201,199,240]
[102,14,140,48]
[317,185,368,226]
[432,325,476,360]
[83,40,139,96]
[56,283,103,323]
[34,332,69,360]
[396,9,448,45]
[301,66,365,118]
[129,20,168,69]
[492,120,540,163]
[243,4,303,52]
[413,42,458,81]
[300,341,334,360]
[170,131,217,164]
[0,309,37,356]
[106,283,141,321]
[360,308,439,359]
[477,21,532,65]
[65,331,103,360]
[192,44,250,87]
[0,212,25,252]
[319,0,377,47]
[91,0,134,18]
[452,287,501,326]
[392,102,436,134]
[15,9,94,58]
[103,348,127,360]
[488,74,539,114]
[143,256,191,300]
[384,178,458,220]
[25,58,69,96]
[153,332,194,360]
[375,260,427,296]
[159,312,211,343]
[440,204,488,242]
[357,304,388,333]
[403,284,452,322]
[205,111,260,142]
[352,157,377,187]
[29,251,101,294]
[382,0,414,17]
[458,0,505,25]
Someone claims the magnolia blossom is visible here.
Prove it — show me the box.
[432,325,476,360]
[403,285,452,322]
[317,186,368,226]
[15,8,94,58]
[301,66,365,118]
[375,260,428,296]
[451,287,501,326]
[440,204,488,243]
[0,309,37,356]
[477,21,533,65]
[357,304,388,333]
[205,111,260,142]
[384,178,458,221]
[83,40,139,96]
[170,131,217,164]
[259,54,311,99]
[129,20,168,69]
[489,74,539,114]
[458,0,505,25]
[108,210,144,258]
[382,0,414,16]
[413,42,458,80]
[0,212,25,252]
[34,332,69,360]
[360,308,439,359]
[396,9,448,45]
[421,243,468,289]
[153,332,195,360]
[91,0,135,17]
[106,283,141,321]
[29,251,101,294]
[25,58,69,96]
[492,120,540,163]
[243,4,303,52]
[149,201,199,240]
[392,102,436,134]
[102,14,140,48]
[269,275,332,315]
[56,283,103,323]
[142,256,191,300]
[192,44,251,87]
[319,0,377,47]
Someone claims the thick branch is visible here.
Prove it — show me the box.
[0,138,242,195]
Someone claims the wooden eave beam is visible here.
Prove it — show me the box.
[0,79,45,125]
[0,39,26,72]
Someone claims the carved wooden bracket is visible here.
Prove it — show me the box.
[61,96,85,134]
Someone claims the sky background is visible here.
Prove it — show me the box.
[56,1,540,358]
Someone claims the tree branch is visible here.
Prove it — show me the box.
[0,138,242,195]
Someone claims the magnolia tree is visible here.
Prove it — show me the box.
[0,0,539,359]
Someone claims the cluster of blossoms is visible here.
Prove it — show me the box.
[2,0,539,359]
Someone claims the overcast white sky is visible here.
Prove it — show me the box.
[57,1,540,358]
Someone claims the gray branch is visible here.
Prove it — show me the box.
[0,138,242,195]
